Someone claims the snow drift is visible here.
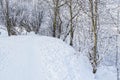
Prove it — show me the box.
[0,35,94,80]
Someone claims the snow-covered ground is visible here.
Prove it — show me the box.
[0,35,94,80]
[95,66,117,80]
[0,25,117,80]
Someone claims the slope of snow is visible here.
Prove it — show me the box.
[0,35,94,80]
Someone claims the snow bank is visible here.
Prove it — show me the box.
[0,35,94,80]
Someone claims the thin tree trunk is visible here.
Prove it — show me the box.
[5,0,11,36]
[116,0,120,79]
[53,0,59,37]
[69,0,74,46]
[89,0,98,74]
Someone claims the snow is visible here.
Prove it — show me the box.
[95,66,117,80]
[0,25,8,37]
[0,30,117,80]
[0,35,94,80]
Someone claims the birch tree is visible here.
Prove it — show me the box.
[88,0,99,74]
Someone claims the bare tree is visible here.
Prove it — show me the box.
[116,20,119,80]
[65,0,80,46]
[116,0,120,79]
[88,0,99,74]
[32,1,44,34]
[51,0,66,37]
[0,0,12,36]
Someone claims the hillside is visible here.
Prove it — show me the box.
[0,35,94,80]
